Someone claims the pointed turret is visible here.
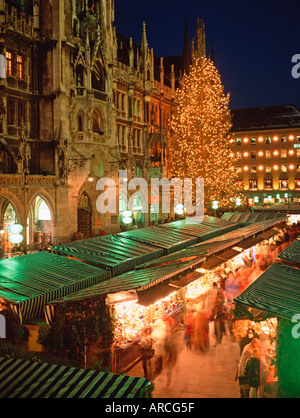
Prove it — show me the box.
[141,21,148,54]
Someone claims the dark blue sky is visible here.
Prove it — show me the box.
[114,0,300,110]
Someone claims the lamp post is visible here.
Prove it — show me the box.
[212,200,218,217]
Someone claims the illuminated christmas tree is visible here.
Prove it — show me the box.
[171,56,242,211]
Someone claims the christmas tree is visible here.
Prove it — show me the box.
[170,56,242,211]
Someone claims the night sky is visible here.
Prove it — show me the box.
[114,0,300,110]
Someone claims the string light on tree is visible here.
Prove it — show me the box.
[170,56,243,210]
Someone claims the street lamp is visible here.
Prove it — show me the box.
[212,200,219,216]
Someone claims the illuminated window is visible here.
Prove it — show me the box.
[297,150,300,158]
[250,151,256,159]
[281,150,287,158]
[6,51,13,76]
[236,137,242,145]
[264,179,273,189]
[281,136,287,143]
[249,179,258,189]
[281,164,287,172]
[265,136,271,144]
[265,150,271,158]
[251,165,257,173]
[279,180,288,189]
[250,137,256,145]
[297,164,300,172]
[16,55,24,79]
[236,166,242,174]
[296,136,300,143]
[236,151,242,159]
[265,165,271,173]
[295,179,300,189]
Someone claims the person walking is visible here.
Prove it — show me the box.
[244,348,267,398]
[237,338,260,398]
[138,328,153,379]
[151,319,167,374]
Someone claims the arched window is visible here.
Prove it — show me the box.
[78,114,83,131]
[92,109,104,134]
[92,62,105,92]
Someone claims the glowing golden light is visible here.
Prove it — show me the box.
[288,150,294,156]
[289,164,295,170]
[243,165,249,171]
[273,136,278,141]
[273,165,279,170]
[243,151,249,157]
[243,137,249,143]
[258,137,263,142]
[273,150,279,156]
[258,151,264,157]
[258,165,264,171]
[289,135,294,140]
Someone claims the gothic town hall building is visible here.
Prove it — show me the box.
[0,0,206,254]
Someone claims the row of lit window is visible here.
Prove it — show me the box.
[247,179,300,190]
[237,164,300,173]
[235,149,300,159]
[232,135,300,145]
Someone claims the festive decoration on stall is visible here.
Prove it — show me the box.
[170,56,243,209]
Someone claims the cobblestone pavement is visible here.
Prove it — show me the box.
[127,322,241,398]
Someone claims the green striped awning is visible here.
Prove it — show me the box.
[47,252,206,307]
[234,262,300,320]
[50,234,164,276]
[0,357,150,398]
[278,237,300,266]
[0,252,110,323]
[117,225,199,253]
[159,219,228,241]
[221,212,287,224]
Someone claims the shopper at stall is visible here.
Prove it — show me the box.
[138,327,154,379]
[244,347,267,398]
[204,282,218,319]
[151,319,167,374]
[183,309,194,350]
[237,338,260,398]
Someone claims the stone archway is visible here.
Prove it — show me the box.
[27,195,53,249]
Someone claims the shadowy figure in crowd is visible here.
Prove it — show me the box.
[244,347,267,398]
[138,327,153,379]
[183,307,194,350]
[151,319,167,374]
[193,302,209,352]
[204,282,218,320]
[237,338,260,398]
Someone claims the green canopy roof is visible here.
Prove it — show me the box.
[234,263,300,320]
[117,224,200,253]
[0,252,110,323]
[278,238,300,266]
[50,234,164,276]
[0,357,150,398]
[221,212,287,224]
